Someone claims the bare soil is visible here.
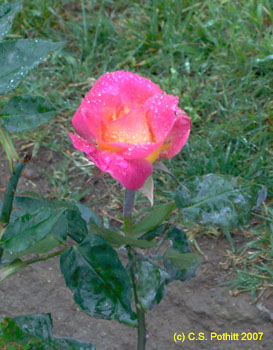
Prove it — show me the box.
[0,145,272,350]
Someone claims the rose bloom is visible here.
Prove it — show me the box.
[69,71,191,190]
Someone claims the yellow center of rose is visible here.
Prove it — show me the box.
[98,105,162,163]
[111,105,131,121]
[102,106,152,144]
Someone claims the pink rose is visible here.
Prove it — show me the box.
[69,71,191,190]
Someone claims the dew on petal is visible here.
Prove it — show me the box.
[70,70,191,189]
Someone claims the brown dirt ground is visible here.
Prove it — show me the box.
[0,144,272,350]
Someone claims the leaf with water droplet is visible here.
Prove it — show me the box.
[1,206,67,258]
[163,226,200,283]
[0,1,22,41]
[9,196,90,244]
[0,95,56,132]
[175,174,267,229]
[131,253,169,312]
[0,314,96,349]
[0,39,63,94]
[60,234,137,327]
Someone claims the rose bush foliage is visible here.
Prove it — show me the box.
[69,71,191,190]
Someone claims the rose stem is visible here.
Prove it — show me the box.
[123,189,146,350]
[0,153,31,261]
[0,153,31,226]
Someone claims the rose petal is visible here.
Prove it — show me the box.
[72,106,98,143]
[72,93,123,141]
[120,142,163,161]
[72,116,165,161]
[69,133,153,190]
[89,71,162,107]
[144,93,179,142]
[159,108,191,159]
[96,138,163,160]
[69,133,96,154]
[91,152,153,190]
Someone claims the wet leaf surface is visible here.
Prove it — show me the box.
[60,234,137,327]
[164,226,200,283]
[1,95,56,132]
[133,255,168,312]
[0,39,63,94]
[175,174,266,229]
[0,314,96,349]
[0,1,22,41]
[131,202,175,235]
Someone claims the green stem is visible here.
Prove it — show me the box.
[0,248,66,282]
[0,154,31,227]
[0,162,24,226]
[0,154,31,261]
[123,189,146,350]
[123,190,135,234]
[128,247,146,350]
[137,307,146,350]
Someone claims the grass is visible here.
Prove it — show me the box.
[2,0,273,295]
[225,203,273,300]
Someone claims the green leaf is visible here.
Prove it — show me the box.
[175,174,267,229]
[131,202,175,236]
[11,196,89,243]
[60,234,137,326]
[76,202,101,227]
[11,196,69,219]
[134,255,169,312]
[0,1,22,40]
[91,225,156,249]
[139,223,169,241]
[1,95,56,132]
[12,196,52,217]
[167,226,191,253]
[0,317,51,350]
[163,227,200,283]
[4,234,62,260]
[0,158,24,226]
[10,313,53,339]
[96,228,156,249]
[164,248,201,271]
[65,207,89,243]
[0,314,96,349]
[1,207,67,258]
[0,39,63,94]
